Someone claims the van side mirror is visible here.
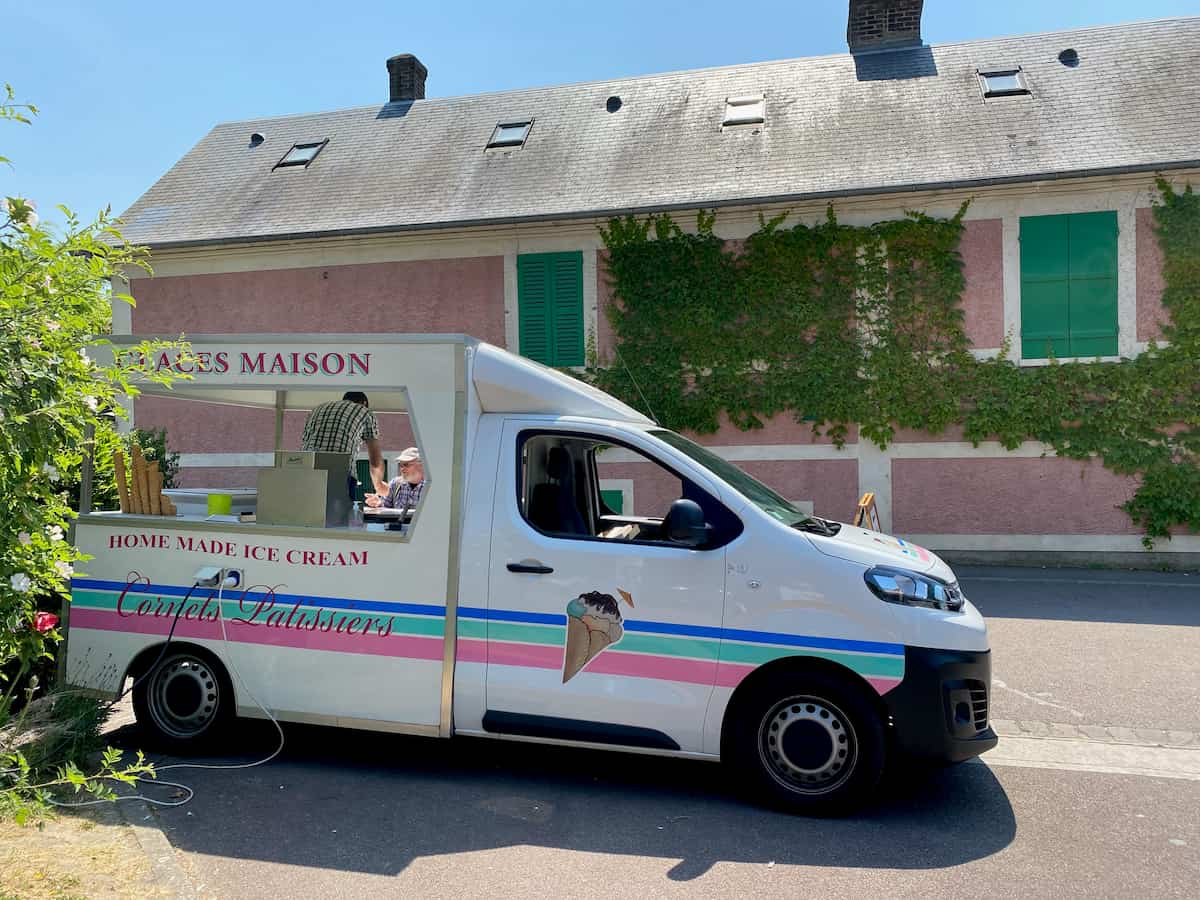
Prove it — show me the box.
[664,499,709,548]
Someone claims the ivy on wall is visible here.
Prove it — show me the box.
[589,180,1200,545]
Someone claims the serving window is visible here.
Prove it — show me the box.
[101,387,426,538]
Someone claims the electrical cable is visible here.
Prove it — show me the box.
[44,570,286,809]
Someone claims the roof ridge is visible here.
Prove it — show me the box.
[213,15,1200,129]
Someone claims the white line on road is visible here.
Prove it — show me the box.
[982,735,1200,781]
[991,678,1085,719]
[964,576,1200,589]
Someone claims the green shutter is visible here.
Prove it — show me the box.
[517,251,584,366]
[600,489,624,514]
[517,255,551,364]
[1020,215,1071,359]
[1020,212,1119,359]
[1066,211,1118,357]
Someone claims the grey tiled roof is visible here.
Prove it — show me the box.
[120,17,1200,248]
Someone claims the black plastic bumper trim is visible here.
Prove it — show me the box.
[482,710,681,751]
[882,646,999,763]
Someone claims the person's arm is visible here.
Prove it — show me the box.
[361,411,386,493]
[365,438,385,494]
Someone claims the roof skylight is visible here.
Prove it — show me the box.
[722,94,765,129]
[487,121,532,149]
[274,140,328,169]
[979,69,1030,98]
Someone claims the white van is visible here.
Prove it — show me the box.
[67,334,996,814]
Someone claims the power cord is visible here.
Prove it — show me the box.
[46,568,286,809]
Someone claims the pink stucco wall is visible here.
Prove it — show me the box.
[1136,207,1168,342]
[130,257,505,342]
[958,218,1005,349]
[891,457,1142,535]
[136,398,415,455]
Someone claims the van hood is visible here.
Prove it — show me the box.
[809,523,957,583]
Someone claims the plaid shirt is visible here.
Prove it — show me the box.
[381,477,425,510]
[301,400,379,455]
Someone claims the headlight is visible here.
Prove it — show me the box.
[864,566,965,612]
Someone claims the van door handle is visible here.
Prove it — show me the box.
[507,561,554,574]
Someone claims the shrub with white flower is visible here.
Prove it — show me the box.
[1,85,190,717]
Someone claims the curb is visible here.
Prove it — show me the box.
[116,798,203,899]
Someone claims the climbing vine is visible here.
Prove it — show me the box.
[589,179,1200,544]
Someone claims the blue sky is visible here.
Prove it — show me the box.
[3,0,1195,226]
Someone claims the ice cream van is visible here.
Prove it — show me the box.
[66,334,996,814]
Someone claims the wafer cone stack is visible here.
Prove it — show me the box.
[148,465,162,515]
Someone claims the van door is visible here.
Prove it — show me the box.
[479,421,740,753]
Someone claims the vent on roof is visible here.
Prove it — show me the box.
[979,68,1030,98]
[486,121,532,150]
[249,132,265,148]
[722,94,765,129]
[606,95,622,113]
[1058,48,1080,67]
[274,140,328,169]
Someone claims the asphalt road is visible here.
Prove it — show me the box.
[103,566,1199,899]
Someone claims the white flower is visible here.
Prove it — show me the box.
[83,395,98,412]
[47,320,61,332]
[18,531,31,546]
[54,560,74,578]
[10,573,32,593]
[42,463,60,482]
[46,524,64,542]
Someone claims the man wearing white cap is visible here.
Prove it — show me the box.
[365,447,425,511]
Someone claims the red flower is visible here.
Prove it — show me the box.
[34,612,59,633]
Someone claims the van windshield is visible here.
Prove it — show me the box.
[649,429,814,526]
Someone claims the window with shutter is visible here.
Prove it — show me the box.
[1019,212,1118,360]
[517,252,585,366]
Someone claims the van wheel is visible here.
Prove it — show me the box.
[727,671,885,816]
[132,648,233,752]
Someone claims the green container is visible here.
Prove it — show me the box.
[207,492,233,516]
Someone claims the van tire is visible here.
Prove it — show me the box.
[726,671,886,816]
[132,647,234,753]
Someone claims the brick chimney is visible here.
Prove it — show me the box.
[387,54,427,102]
[847,0,924,54]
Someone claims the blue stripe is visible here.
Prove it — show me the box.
[458,606,567,627]
[71,578,445,618]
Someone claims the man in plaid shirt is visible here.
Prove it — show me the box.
[366,447,425,511]
[301,391,385,493]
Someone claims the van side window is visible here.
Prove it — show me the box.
[516,431,742,550]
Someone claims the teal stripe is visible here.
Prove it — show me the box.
[487,621,563,646]
[617,633,720,660]
[719,642,905,677]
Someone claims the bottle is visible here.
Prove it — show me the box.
[348,501,363,529]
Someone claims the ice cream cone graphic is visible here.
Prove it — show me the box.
[562,591,624,683]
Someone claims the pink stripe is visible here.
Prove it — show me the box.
[71,607,223,641]
[866,676,902,696]
[583,651,717,685]
[456,638,488,663]
[487,641,563,670]
[714,662,757,689]
[70,608,442,661]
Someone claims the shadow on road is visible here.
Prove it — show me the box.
[114,719,1016,881]
[958,567,1200,626]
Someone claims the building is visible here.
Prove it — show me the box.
[115,3,1200,565]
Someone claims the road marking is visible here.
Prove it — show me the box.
[992,678,1085,719]
[983,735,1200,781]
[964,575,1200,589]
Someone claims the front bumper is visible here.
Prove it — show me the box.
[883,646,998,763]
